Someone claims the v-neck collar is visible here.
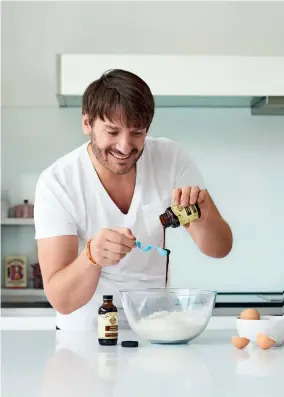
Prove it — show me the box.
[83,141,146,219]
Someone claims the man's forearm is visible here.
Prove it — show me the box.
[46,250,101,315]
[187,215,233,258]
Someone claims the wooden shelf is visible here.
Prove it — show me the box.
[1,218,35,226]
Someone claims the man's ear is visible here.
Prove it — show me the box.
[82,114,92,136]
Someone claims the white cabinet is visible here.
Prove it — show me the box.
[57,54,284,99]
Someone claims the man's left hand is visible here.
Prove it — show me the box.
[172,186,232,257]
[171,186,214,224]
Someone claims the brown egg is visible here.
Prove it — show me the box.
[232,336,250,349]
[256,333,276,350]
[240,308,260,320]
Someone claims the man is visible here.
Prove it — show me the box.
[34,69,232,330]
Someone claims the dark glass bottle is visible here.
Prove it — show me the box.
[98,295,118,346]
[160,204,201,228]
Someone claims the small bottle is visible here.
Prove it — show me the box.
[160,204,201,228]
[22,200,29,218]
[98,295,118,346]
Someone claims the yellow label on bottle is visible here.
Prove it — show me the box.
[98,312,118,339]
[171,205,200,226]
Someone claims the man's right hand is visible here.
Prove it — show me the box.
[90,227,136,267]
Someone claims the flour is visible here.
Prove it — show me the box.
[134,311,206,342]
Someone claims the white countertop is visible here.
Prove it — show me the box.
[1,320,283,397]
[0,311,247,330]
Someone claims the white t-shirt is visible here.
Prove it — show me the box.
[34,137,205,329]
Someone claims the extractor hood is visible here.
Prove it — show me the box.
[251,96,284,115]
[56,55,284,115]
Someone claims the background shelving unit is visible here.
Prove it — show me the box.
[1,218,35,226]
[1,218,38,292]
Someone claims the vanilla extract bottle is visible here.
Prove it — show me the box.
[98,295,118,346]
[159,204,201,228]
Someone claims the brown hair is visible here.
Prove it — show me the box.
[82,69,155,130]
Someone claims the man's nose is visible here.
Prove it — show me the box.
[116,138,133,154]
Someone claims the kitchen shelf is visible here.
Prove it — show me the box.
[1,288,48,306]
[1,218,35,225]
[1,288,45,297]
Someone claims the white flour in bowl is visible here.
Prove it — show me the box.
[134,311,206,342]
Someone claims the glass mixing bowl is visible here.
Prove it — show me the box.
[120,288,217,344]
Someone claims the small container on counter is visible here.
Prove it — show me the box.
[98,295,118,346]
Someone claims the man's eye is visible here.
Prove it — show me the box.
[133,131,144,136]
[107,131,118,136]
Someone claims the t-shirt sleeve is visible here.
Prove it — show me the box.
[173,143,206,190]
[34,171,77,240]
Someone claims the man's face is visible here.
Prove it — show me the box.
[83,115,147,175]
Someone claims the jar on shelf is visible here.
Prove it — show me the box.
[5,256,28,288]
[31,263,43,289]
[14,200,34,218]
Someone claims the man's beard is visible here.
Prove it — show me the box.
[90,137,144,175]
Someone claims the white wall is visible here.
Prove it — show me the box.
[1,107,284,291]
[2,1,284,106]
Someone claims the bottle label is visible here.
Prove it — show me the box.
[98,312,118,339]
[171,205,199,226]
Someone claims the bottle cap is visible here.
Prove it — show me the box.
[121,340,139,348]
[103,295,113,300]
